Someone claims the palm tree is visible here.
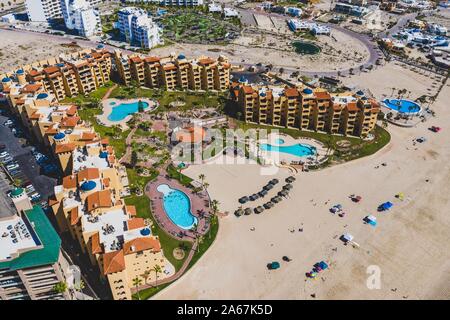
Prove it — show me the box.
[73,279,86,300]
[141,270,151,285]
[53,281,68,295]
[211,199,220,217]
[203,182,209,191]
[132,277,142,300]
[152,265,162,287]
[198,173,205,187]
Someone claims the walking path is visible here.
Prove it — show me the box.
[119,127,136,164]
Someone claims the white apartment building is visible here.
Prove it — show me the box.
[25,0,62,21]
[117,7,162,49]
[25,0,102,22]
[61,0,101,37]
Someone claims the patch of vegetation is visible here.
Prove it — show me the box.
[166,164,193,186]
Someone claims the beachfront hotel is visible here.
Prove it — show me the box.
[0,59,173,300]
[0,188,71,300]
[114,50,231,91]
[230,83,380,138]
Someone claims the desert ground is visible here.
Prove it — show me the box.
[153,64,450,300]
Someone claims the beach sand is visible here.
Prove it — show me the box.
[153,67,450,300]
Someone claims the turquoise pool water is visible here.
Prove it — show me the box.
[260,142,316,157]
[157,184,198,230]
[275,138,285,145]
[382,99,421,114]
[107,100,149,121]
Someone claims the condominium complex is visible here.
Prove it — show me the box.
[117,7,162,49]
[25,0,103,22]
[0,189,70,300]
[61,0,102,37]
[0,52,173,300]
[230,83,380,138]
[114,50,231,91]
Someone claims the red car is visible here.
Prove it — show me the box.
[430,126,441,133]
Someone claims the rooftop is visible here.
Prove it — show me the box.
[0,206,61,270]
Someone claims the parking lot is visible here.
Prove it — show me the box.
[0,108,57,207]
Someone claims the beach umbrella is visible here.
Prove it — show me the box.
[286,176,296,183]
[263,184,274,191]
[269,178,279,185]
[271,197,280,203]
[258,190,268,197]
[244,208,252,215]
[283,184,293,190]
[239,196,249,204]
[275,196,283,202]
[235,209,243,217]
[264,202,273,209]
[254,206,265,214]
[342,233,354,242]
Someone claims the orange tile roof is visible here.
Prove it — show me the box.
[163,64,177,71]
[315,91,331,100]
[346,102,359,112]
[123,237,161,255]
[55,143,76,154]
[198,57,216,66]
[70,207,80,226]
[45,127,58,134]
[103,250,125,275]
[60,116,80,127]
[86,190,112,212]
[80,132,96,141]
[63,174,77,189]
[108,155,115,164]
[127,218,145,231]
[29,112,41,120]
[66,105,77,116]
[126,205,137,217]
[241,86,254,94]
[285,88,299,97]
[21,84,42,94]
[43,66,60,74]
[130,56,143,63]
[175,126,206,143]
[28,69,41,77]
[15,99,25,105]
[102,177,110,188]
[144,56,160,63]
[78,168,100,181]
[91,232,102,254]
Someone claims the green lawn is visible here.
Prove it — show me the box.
[166,164,193,186]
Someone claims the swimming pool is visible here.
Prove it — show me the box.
[260,142,316,157]
[107,101,149,121]
[157,184,198,230]
[275,138,285,145]
[382,99,421,114]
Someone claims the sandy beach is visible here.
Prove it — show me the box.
[153,66,450,300]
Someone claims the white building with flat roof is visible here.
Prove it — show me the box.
[117,7,162,49]
[61,0,101,37]
[223,7,239,18]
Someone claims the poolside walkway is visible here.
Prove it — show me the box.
[145,168,211,241]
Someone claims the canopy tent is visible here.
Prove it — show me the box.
[278,190,289,197]
[365,215,377,226]
[396,192,405,200]
[341,233,354,242]
[244,208,252,215]
[378,201,393,211]
[234,209,244,217]
[263,184,274,191]
[258,190,268,197]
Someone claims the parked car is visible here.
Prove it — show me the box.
[3,119,13,126]
[429,126,441,133]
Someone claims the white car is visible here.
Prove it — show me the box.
[7,164,19,171]
[3,120,13,126]
[0,151,9,157]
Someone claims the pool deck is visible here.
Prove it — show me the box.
[96,98,158,128]
[145,169,211,242]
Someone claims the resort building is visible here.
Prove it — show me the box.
[117,7,162,49]
[61,0,102,37]
[25,0,62,21]
[333,2,370,17]
[0,189,71,300]
[7,48,113,100]
[230,83,380,138]
[114,51,231,91]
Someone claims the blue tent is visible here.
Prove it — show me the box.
[319,261,328,270]
[379,201,393,211]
